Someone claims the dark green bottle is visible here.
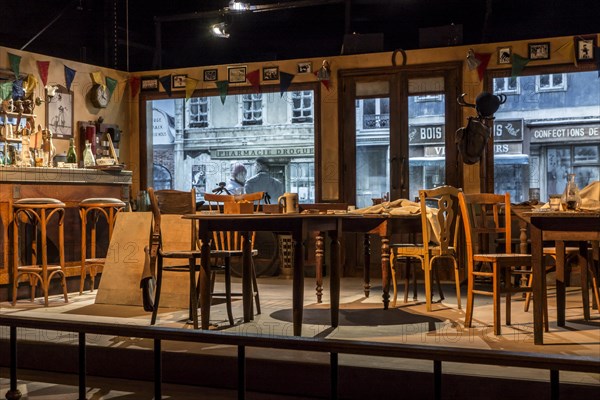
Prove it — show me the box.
[66,138,77,164]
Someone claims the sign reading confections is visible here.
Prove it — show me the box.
[530,124,600,143]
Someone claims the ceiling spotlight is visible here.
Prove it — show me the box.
[228,1,251,12]
[210,22,230,38]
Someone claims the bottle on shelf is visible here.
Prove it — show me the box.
[561,173,581,211]
[83,140,96,167]
[66,138,77,164]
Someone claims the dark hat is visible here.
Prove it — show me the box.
[255,157,269,167]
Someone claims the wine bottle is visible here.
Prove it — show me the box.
[66,138,77,164]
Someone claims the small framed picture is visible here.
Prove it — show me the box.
[497,46,512,65]
[575,36,596,62]
[228,66,247,83]
[141,76,159,91]
[262,66,279,81]
[172,74,187,89]
[204,69,218,82]
[528,42,550,60]
[297,61,312,74]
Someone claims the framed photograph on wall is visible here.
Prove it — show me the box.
[575,36,596,62]
[497,46,512,64]
[172,74,187,89]
[297,61,312,74]
[528,42,550,60]
[228,66,247,83]
[141,76,159,91]
[46,84,73,138]
[203,69,218,82]
[262,66,279,81]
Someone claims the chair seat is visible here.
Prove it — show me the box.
[159,249,202,258]
[211,249,259,257]
[473,253,531,263]
[79,197,127,205]
[14,198,64,206]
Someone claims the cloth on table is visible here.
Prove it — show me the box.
[579,180,600,211]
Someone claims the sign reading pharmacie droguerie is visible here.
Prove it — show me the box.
[213,147,314,159]
[530,123,600,143]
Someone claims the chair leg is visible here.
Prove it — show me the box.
[504,268,512,327]
[391,256,398,307]
[424,259,432,312]
[493,263,501,335]
[465,267,475,328]
[224,257,234,326]
[251,259,261,315]
[434,264,444,302]
[403,258,410,304]
[453,259,461,310]
[524,273,533,312]
[150,257,164,326]
[188,259,199,329]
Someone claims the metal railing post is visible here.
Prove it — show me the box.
[154,339,161,400]
[5,326,22,400]
[330,352,338,400]
[434,360,442,400]
[238,345,245,400]
[78,332,87,400]
[551,369,559,400]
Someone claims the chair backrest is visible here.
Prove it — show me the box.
[202,192,264,251]
[418,185,461,254]
[148,187,197,246]
[458,192,512,259]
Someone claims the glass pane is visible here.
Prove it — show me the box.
[407,93,446,201]
[355,97,390,208]
[546,147,571,196]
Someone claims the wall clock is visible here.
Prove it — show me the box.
[90,84,109,108]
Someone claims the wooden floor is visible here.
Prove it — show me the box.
[0,276,599,399]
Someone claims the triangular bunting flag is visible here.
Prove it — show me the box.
[279,71,295,96]
[474,52,491,82]
[12,79,24,100]
[314,71,331,90]
[36,61,50,87]
[159,75,172,97]
[8,53,21,78]
[185,77,199,101]
[130,77,141,98]
[0,82,12,100]
[91,71,104,87]
[553,41,576,66]
[511,54,530,77]
[246,69,261,92]
[216,80,229,104]
[64,65,77,91]
[105,76,118,100]
[24,74,38,97]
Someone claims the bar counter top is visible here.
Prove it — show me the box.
[0,166,132,185]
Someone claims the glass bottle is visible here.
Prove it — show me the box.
[66,138,77,164]
[561,173,581,211]
[83,140,96,167]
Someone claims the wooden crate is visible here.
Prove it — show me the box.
[224,202,254,214]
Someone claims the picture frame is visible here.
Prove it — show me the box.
[228,66,247,83]
[497,46,512,65]
[172,74,187,89]
[46,84,74,138]
[575,36,596,62]
[262,66,279,81]
[203,69,218,82]
[297,61,312,74]
[141,76,159,91]
[528,42,550,60]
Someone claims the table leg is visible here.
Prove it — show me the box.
[242,231,253,322]
[363,234,371,297]
[292,227,304,336]
[530,225,544,345]
[381,234,391,310]
[555,241,566,327]
[330,225,341,328]
[315,232,324,303]
[579,241,590,321]
[199,234,212,330]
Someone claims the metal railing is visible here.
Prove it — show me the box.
[0,315,598,400]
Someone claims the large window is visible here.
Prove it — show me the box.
[144,87,317,203]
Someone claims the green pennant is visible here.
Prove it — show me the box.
[0,82,13,100]
[105,76,118,100]
[8,53,21,78]
[216,80,229,104]
[511,53,530,77]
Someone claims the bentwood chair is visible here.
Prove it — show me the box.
[147,188,203,328]
[458,192,548,335]
[391,186,462,311]
[203,192,263,325]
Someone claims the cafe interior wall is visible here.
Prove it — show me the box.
[3,33,596,200]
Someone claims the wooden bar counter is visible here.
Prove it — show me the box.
[0,166,132,285]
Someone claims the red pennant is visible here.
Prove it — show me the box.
[130,77,140,98]
[246,69,260,92]
[36,61,50,87]
[474,52,492,82]
[314,71,330,90]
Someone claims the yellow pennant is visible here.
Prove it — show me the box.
[24,74,38,96]
[90,71,106,89]
[185,77,199,101]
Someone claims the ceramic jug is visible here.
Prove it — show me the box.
[278,192,299,214]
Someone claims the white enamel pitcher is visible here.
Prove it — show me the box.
[278,192,299,214]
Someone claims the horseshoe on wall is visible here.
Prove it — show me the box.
[392,49,407,66]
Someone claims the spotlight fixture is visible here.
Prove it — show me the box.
[210,22,230,38]
[228,1,251,12]
[466,48,481,71]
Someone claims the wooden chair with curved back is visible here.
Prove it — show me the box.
[147,187,203,328]
[203,191,264,325]
[458,192,548,335]
[391,185,462,311]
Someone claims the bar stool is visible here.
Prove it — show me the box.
[12,198,69,306]
[79,197,127,294]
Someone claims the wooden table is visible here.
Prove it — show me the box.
[315,214,421,309]
[183,213,341,336]
[525,211,600,345]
